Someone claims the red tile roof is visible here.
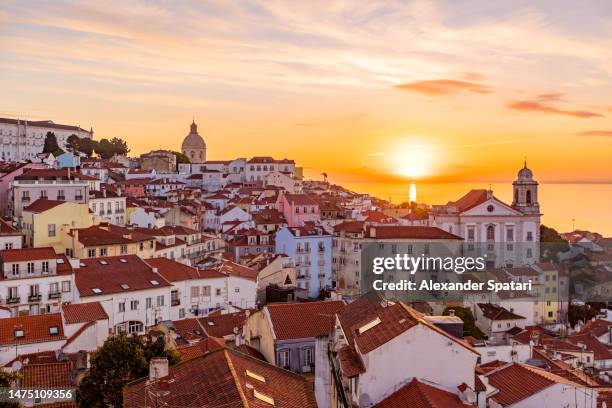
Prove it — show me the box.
[0,313,65,346]
[266,300,345,340]
[365,225,463,240]
[485,363,579,406]
[578,319,612,338]
[353,303,417,354]
[23,198,67,213]
[75,255,172,297]
[177,337,226,361]
[568,333,612,361]
[171,318,207,346]
[333,220,366,234]
[218,260,259,281]
[21,362,72,388]
[0,218,19,235]
[448,189,489,212]
[337,345,365,377]
[62,302,109,324]
[374,378,474,407]
[198,311,251,338]
[146,257,226,282]
[123,348,316,408]
[1,247,57,262]
[283,194,318,206]
[477,303,525,321]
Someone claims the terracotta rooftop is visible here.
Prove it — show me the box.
[75,255,171,297]
[364,225,463,240]
[62,302,109,324]
[218,260,259,281]
[123,348,316,408]
[0,313,65,346]
[373,377,475,407]
[146,257,226,282]
[177,337,226,361]
[1,247,57,263]
[21,362,73,388]
[198,311,251,338]
[477,303,526,321]
[23,198,67,213]
[266,300,345,340]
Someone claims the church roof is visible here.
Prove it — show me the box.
[181,121,206,150]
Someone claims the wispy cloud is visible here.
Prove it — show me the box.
[577,130,612,137]
[506,95,603,118]
[394,79,492,96]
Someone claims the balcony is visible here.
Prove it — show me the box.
[28,294,42,302]
[22,196,30,203]
[6,297,20,304]
[171,298,180,306]
[48,292,61,300]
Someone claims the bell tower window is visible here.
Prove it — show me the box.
[526,190,532,204]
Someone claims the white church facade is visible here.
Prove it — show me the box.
[429,163,541,267]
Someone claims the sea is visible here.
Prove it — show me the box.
[340,181,612,236]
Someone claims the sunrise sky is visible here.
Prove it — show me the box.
[1,1,612,184]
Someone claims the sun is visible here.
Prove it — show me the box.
[391,140,434,179]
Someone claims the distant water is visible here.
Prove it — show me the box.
[341,181,612,236]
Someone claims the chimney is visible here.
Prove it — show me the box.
[448,309,455,317]
[149,357,169,381]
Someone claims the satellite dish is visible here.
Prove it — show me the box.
[11,360,22,371]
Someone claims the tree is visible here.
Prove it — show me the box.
[76,334,179,408]
[42,132,60,155]
[110,137,130,156]
[171,151,191,165]
[77,138,95,157]
[66,134,80,152]
[0,370,22,407]
[540,224,570,262]
[93,138,115,160]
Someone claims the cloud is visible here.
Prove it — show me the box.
[577,130,612,137]
[536,92,563,102]
[394,79,492,96]
[506,100,603,118]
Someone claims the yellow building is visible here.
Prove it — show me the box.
[62,224,156,259]
[542,264,560,324]
[21,199,95,251]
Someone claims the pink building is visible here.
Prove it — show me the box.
[277,193,319,227]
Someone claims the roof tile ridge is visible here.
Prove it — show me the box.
[224,349,249,408]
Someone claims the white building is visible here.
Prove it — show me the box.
[74,255,173,334]
[430,163,541,268]
[246,157,296,183]
[89,189,127,225]
[0,117,93,162]
[0,248,74,316]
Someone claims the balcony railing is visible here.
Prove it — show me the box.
[28,294,42,302]
[171,299,180,306]
[48,292,61,300]
[6,297,20,304]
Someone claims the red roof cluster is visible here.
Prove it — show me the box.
[62,302,109,324]
[266,300,345,340]
[0,313,65,346]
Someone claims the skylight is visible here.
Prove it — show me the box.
[358,317,382,335]
[253,390,275,406]
[246,370,266,383]
[56,258,65,264]
[150,280,159,286]
[92,288,102,294]
[14,329,24,338]
[100,260,108,265]
[120,284,130,290]
[49,326,59,335]
[119,259,128,263]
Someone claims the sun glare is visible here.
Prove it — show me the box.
[391,141,434,179]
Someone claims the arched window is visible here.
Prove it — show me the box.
[514,189,518,203]
[486,225,495,241]
[526,190,532,204]
[199,151,203,159]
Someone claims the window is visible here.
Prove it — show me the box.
[146,297,152,309]
[527,248,533,258]
[4,243,13,250]
[87,249,96,258]
[40,190,47,199]
[467,227,475,241]
[235,287,240,293]
[130,300,139,310]
[202,286,211,296]
[278,350,290,368]
[120,244,127,255]
[156,295,164,306]
[486,225,495,241]
[118,302,125,312]
[506,227,514,241]
[179,308,185,318]
[216,288,221,296]
[303,347,313,366]
[62,281,71,292]
[11,264,19,276]
[100,247,108,256]
[48,224,56,237]
[526,231,533,242]
[42,261,49,273]
[27,262,34,274]
[190,286,199,298]
[50,282,59,294]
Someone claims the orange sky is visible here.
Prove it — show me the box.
[1,1,612,184]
